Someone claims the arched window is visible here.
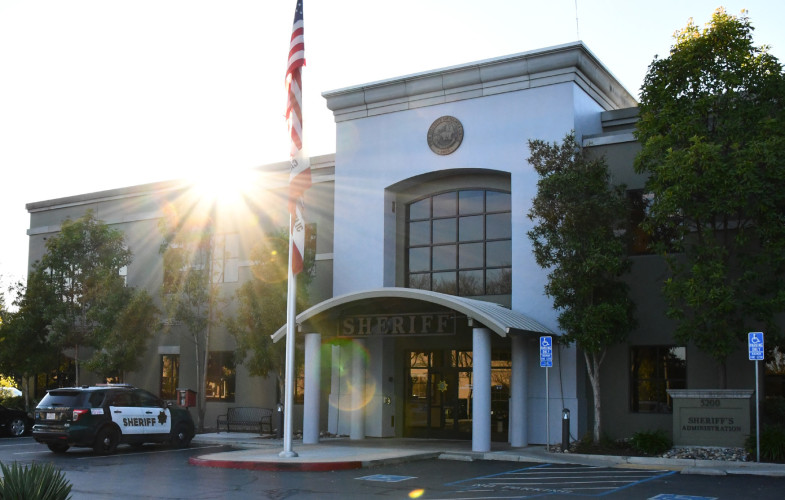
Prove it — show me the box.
[406,189,511,296]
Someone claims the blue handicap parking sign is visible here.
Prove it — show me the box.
[540,336,553,367]
[748,332,764,361]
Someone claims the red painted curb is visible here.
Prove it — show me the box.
[188,456,363,472]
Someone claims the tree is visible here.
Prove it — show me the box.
[226,227,315,408]
[0,277,62,409]
[635,8,785,386]
[158,205,223,432]
[527,132,636,442]
[84,287,158,380]
[34,210,157,385]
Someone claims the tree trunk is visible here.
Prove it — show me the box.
[583,350,603,443]
[194,330,205,433]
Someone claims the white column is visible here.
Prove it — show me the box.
[510,335,528,447]
[350,339,366,440]
[328,344,340,435]
[472,327,491,452]
[303,333,321,444]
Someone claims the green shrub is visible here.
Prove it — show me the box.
[629,429,672,456]
[0,462,72,500]
[747,425,785,462]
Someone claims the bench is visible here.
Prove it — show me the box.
[216,407,273,434]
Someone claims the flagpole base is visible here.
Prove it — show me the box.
[278,450,299,458]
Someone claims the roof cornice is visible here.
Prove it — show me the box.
[322,42,637,122]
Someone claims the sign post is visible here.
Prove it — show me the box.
[748,332,764,463]
[540,336,553,451]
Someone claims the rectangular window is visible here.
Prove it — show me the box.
[406,189,511,297]
[212,234,239,283]
[206,351,236,402]
[160,354,180,401]
[630,346,686,413]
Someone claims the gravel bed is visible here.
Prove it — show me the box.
[553,443,751,462]
[661,447,750,462]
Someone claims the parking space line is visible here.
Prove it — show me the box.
[445,463,676,497]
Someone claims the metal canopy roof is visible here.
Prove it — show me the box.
[271,287,555,342]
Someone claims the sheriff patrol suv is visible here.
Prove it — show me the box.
[33,384,195,454]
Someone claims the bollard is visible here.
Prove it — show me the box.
[561,409,570,452]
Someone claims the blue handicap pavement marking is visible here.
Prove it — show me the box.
[650,495,717,500]
[356,474,416,483]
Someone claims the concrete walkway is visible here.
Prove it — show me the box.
[189,433,785,476]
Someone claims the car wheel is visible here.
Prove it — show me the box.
[47,443,70,454]
[9,417,26,437]
[93,427,120,455]
[170,423,192,448]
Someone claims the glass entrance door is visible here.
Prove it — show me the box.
[403,349,511,440]
[404,350,471,438]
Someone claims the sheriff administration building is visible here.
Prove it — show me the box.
[26,42,775,450]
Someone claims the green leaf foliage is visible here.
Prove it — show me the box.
[527,132,635,353]
[36,210,133,352]
[17,210,157,384]
[225,227,314,399]
[527,132,635,442]
[158,204,224,431]
[83,288,159,379]
[0,461,72,500]
[634,8,785,378]
[0,277,61,400]
[629,429,672,456]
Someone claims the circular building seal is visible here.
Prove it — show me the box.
[427,116,464,155]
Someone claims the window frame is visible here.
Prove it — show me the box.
[205,350,236,402]
[405,188,512,297]
[160,354,180,401]
[629,345,687,414]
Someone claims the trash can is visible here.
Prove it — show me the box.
[176,388,197,407]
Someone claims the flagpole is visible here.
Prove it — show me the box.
[281,0,306,458]
[280,231,299,458]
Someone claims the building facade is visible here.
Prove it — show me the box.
[26,42,768,448]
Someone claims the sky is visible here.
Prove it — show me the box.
[1,0,784,301]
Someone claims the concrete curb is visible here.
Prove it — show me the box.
[190,434,785,476]
[189,456,363,472]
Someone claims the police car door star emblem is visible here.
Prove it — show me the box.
[427,116,464,155]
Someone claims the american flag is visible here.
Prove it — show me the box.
[285,0,310,275]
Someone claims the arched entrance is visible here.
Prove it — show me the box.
[272,287,554,451]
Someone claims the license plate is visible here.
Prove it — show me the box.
[46,413,56,420]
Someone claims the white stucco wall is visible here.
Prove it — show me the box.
[332,82,605,334]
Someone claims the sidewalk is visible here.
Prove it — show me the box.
[189,433,785,476]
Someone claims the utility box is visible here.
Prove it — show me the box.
[176,388,197,408]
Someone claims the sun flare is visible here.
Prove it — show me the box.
[187,166,260,211]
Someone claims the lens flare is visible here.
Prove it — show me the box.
[408,489,425,498]
[327,339,377,412]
